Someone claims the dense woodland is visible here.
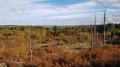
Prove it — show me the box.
[0,23,120,67]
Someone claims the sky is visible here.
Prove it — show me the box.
[0,0,120,25]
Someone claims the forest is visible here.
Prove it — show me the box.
[0,23,120,67]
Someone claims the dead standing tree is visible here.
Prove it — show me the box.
[94,13,97,45]
[103,9,108,47]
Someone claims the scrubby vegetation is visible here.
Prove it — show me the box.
[0,23,120,67]
[0,45,120,67]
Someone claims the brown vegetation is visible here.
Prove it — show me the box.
[0,45,120,67]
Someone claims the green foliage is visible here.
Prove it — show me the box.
[96,25,104,33]
[115,23,120,29]
[106,23,115,32]
[115,29,120,36]
[0,23,120,45]
[53,26,57,36]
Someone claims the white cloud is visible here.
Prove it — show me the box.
[45,13,94,19]
[107,11,120,24]
[97,0,120,7]
[24,1,97,17]
[0,0,98,25]
[0,0,119,25]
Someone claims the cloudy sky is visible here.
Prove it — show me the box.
[0,0,120,25]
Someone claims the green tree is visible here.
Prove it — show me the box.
[53,26,57,36]
[96,25,104,33]
[106,23,115,32]
[106,23,115,44]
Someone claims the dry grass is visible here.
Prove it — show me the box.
[0,42,120,67]
[23,45,120,67]
[63,42,91,52]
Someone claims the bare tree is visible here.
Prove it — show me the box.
[94,13,97,45]
[103,9,106,47]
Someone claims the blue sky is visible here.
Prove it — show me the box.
[34,0,89,6]
[0,0,120,25]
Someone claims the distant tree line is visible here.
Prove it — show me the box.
[0,23,120,45]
